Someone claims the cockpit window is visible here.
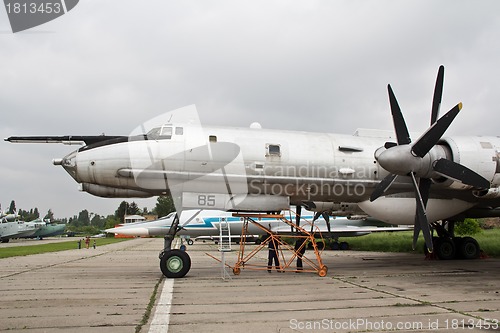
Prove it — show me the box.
[160,126,173,139]
[146,126,173,140]
[146,127,161,140]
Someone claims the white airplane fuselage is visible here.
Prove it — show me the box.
[56,124,500,225]
[106,210,409,238]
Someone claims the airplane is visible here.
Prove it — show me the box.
[5,66,497,277]
[105,209,412,250]
[0,208,20,222]
[0,219,40,243]
[20,219,66,239]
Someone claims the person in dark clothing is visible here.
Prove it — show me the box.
[267,237,280,272]
[294,238,306,271]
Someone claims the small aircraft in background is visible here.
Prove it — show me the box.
[106,209,411,250]
[0,209,39,242]
[0,208,21,222]
[0,208,66,242]
[20,219,66,239]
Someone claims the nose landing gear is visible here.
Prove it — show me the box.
[159,248,191,278]
[159,213,192,278]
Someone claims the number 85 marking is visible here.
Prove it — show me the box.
[198,195,216,206]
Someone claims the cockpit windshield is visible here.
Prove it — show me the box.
[147,126,173,140]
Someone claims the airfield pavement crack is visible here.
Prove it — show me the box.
[331,275,497,326]
[1,252,108,278]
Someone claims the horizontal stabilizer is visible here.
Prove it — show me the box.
[5,135,127,146]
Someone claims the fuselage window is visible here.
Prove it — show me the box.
[267,144,281,157]
[209,135,217,143]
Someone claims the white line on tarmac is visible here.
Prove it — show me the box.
[149,278,174,333]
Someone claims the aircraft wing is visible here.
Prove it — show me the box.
[270,225,413,237]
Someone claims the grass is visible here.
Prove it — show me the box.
[474,229,500,257]
[0,238,131,259]
[345,229,500,257]
[135,277,163,333]
[3,229,499,259]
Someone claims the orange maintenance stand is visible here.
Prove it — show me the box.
[230,212,328,277]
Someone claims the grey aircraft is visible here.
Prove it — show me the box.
[6,66,496,277]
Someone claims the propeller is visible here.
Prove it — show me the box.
[370,66,490,252]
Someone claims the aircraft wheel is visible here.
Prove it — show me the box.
[330,241,339,250]
[160,249,191,278]
[318,266,328,277]
[458,237,480,260]
[435,238,456,260]
[1,238,9,243]
[339,242,349,251]
[316,241,325,251]
[187,239,194,246]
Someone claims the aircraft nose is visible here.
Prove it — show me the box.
[55,151,78,181]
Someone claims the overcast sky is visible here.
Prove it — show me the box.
[1,0,499,219]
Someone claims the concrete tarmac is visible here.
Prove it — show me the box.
[0,238,161,333]
[1,238,500,333]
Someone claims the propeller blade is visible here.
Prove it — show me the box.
[370,173,398,202]
[412,218,421,250]
[411,103,462,158]
[410,173,433,252]
[433,158,490,189]
[419,178,431,210]
[388,84,411,145]
[384,142,397,149]
[431,65,444,125]
[413,178,431,250]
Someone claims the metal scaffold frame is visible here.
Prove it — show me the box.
[230,211,328,277]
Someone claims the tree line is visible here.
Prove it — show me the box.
[4,196,176,234]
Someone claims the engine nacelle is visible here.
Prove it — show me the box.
[438,136,498,187]
[80,183,153,198]
[359,197,475,225]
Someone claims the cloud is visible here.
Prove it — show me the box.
[1,0,500,217]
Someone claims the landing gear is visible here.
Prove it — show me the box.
[456,236,480,259]
[434,237,456,260]
[329,240,349,251]
[424,221,481,260]
[159,213,192,278]
[160,249,191,278]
